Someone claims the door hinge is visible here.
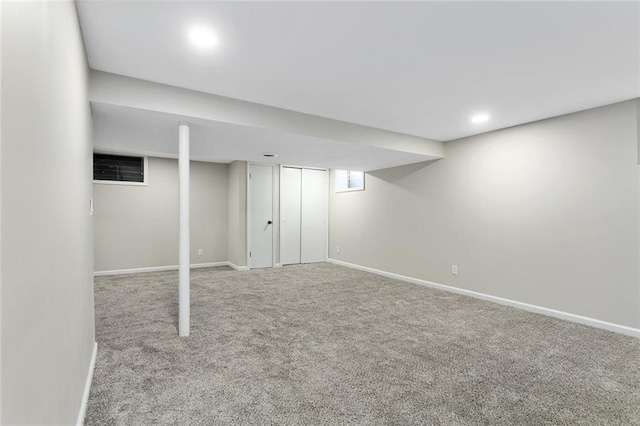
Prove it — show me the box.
[249,173,252,179]
[249,251,252,257]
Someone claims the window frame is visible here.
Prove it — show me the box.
[93,152,149,186]
[335,170,365,193]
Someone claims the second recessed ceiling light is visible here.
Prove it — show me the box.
[471,113,490,124]
[188,26,218,50]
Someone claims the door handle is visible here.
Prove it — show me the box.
[267,220,273,225]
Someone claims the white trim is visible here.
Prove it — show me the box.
[272,165,277,268]
[327,258,640,338]
[325,171,330,262]
[279,164,285,266]
[92,180,147,187]
[76,342,97,426]
[335,186,365,193]
[227,262,250,272]
[94,262,229,276]
[190,263,227,270]
[334,170,365,193]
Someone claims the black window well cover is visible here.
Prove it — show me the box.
[93,153,144,183]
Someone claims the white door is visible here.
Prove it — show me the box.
[280,167,302,265]
[301,169,328,263]
[249,164,274,268]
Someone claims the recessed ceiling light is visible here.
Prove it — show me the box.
[262,153,278,158]
[187,26,218,50]
[471,113,490,124]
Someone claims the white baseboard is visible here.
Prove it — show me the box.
[227,262,250,271]
[94,262,230,276]
[191,262,228,270]
[274,263,283,268]
[76,342,97,426]
[327,258,640,338]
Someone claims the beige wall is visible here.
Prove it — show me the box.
[227,161,247,267]
[94,158,228,272]
[1,2,96,424]
[330,100,639,329]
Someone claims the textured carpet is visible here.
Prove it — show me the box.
[85,263,639,425]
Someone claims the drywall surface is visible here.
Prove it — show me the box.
[228,161,247,267]
[0,2,3,421]
[94,158,228,272]
[1,1,96,424]
[330,100,639,328]
[90,71,444,159]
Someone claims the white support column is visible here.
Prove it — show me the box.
[178,123,190,337]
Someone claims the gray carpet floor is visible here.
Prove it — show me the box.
[85,263,639,425]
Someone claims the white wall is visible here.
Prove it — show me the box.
[1,1,96,423]
[330,100,639,329]
[94,158,228,272]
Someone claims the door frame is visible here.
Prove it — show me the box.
[279,165,330,264]
[247,162,277,269]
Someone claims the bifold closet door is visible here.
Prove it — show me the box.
[301,168,328,263]
[280,167,302,265]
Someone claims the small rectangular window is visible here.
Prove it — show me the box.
[335,170,365,192]
[93,153,147,185]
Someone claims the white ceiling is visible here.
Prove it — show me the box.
[78,1,639,142]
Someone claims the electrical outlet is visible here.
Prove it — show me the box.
[451,265,458,275]
[337,245,340,254]
[198,249,204,256]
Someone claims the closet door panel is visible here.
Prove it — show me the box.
[301,169,328,263]
[280,167,302,265]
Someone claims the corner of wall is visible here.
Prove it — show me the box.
[329,100,640,330]
[0,2,3,421]
[636,98,640,328]
[227,161,248,267]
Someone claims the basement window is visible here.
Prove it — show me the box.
[335,170,365,192]
[93,153,147,186]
